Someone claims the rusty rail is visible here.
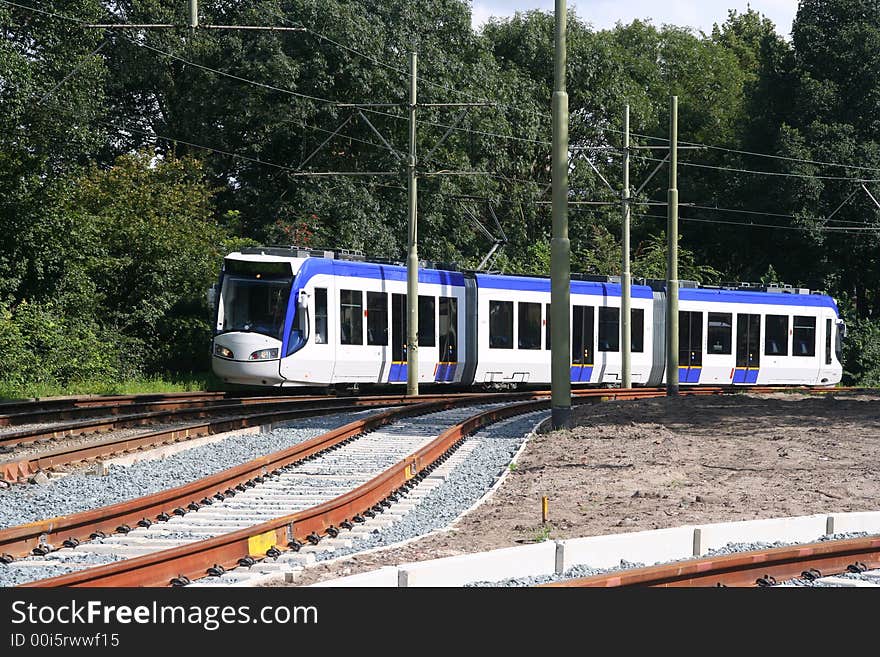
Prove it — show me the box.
[9,385,855,586]
[21,396,567,587]
[0,395,394,449]
[543,535,880,587]
[0,398,470,559]
[0,394,330,428]
[0,391,235,417]
[0,391,538,483]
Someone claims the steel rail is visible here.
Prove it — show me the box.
[0,403,372,483]
[0,392,535,482]
[0,391,234,416]
[3,391,560,559]
[15,385,811,587]
[6,385,853,585]
[0,399,465,559]
[0,385,841,483]
[0,390,521,427]
[21,396,568,587]
[0,383,851,420]
[0,394,331,427]
[0,398,401,483]
[0,395,383,447]
[0,388,580,446]
[542,535,880,587]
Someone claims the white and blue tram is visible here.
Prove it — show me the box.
[211,247,844,388]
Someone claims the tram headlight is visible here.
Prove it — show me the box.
[249,348,279,360]
[214,345,234,359]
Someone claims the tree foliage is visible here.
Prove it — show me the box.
[0,0,879,388]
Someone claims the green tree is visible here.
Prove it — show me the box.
[65,153,228,372]
[632,232,721,284]
[0,0,108,302]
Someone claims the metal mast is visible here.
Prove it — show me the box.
[666,96,679,396]
[406,52,419,396]
[621,104,632,389]
[550,0,571,429]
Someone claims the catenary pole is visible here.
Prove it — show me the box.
[550,0,571,429]
[621,104,632,389]
[189,0,198,28]
[666,96,679,396]
[406,51,420,396]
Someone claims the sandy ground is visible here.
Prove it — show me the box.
[282,391,880,586]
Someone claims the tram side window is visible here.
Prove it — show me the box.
[518,302,541,349]
[825,318,832,364]
[418,295,435,347]
[764,315,788,356]
[392,293,405,361]
[707,312,732,354]
[598,307,620,352]
[679,311,703,366]
[340,289,363,345]
[439,297,457,361]
[489,300,514,349]
[314,288,328,344]
[793,316,816,357]
[545,304,551,350]
[631,308,644,353]
[367,292,388,346]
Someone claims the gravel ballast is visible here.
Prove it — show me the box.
[1,403,538,587]
[304,410,547,562]
[0,409,378,531]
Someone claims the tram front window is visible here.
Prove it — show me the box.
[220,277,291,339]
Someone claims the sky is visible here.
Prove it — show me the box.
[470,1,800,38]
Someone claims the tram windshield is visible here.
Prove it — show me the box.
[219,276,292,339]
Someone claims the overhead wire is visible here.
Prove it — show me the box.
[8,0,879,177]
[632,212,880,234]
[7,0,878,227]
[630,152,880,183]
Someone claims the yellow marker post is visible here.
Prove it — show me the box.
[541,496,549,524]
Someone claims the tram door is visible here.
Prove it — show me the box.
[390,294,407,383]
[679,311,703,383]
[571,305,594,383]
[436,297,457,382]
[734,313,761,383]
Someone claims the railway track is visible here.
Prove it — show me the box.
[0,391,547,483]
[542,535,880,587]
[0,385,852,587]
[3,396,553,586]
[0,386,702,483]
[0,391,234,417]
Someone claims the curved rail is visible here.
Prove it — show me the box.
[0,391,236,417]
[0,394,333,428]
[0,398,465,558]
[20,396,565,587]
[0,394,414,449]
[0,391,539,482]
[542,535,880,587]
[8,384,849,586]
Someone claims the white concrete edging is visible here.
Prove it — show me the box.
[312,510,880,587]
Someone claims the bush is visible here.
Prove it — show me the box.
[0,299,134,387]
[840,317,880,386]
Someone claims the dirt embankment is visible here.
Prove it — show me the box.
[283,392,880,586]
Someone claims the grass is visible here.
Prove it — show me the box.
[0,372,222,401]
[533,526,552,543]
